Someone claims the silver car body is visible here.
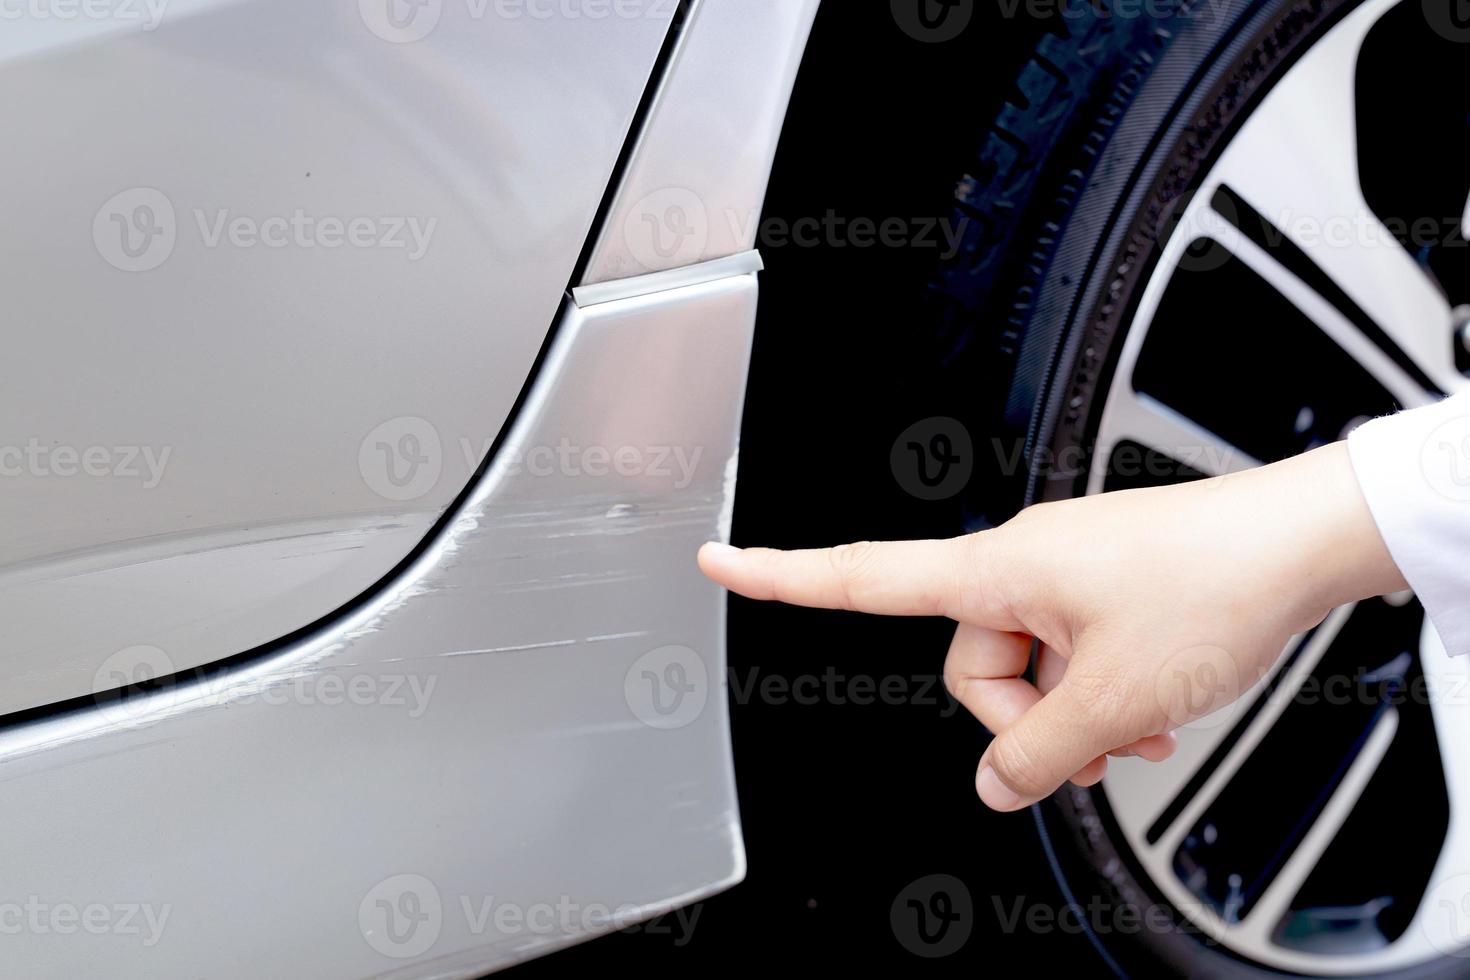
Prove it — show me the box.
[0,1,818,975]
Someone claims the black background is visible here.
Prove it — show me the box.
[522,2,1109,973]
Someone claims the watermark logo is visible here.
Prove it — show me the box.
[360,0,443,42]
[890,417,974,500]
[1421,414,1470,502]
[359,875,699,957]
[92,645,180,730]
[360,874,443,958]
[623,187,709,271]
[891,0,974,42]
[94,188,176,273]
[1157,189,1239,274]
[891,874,973,957]
[1423,0,1470,42]
[360,417,443,502]
[94,189,436,269]
[1421,873,1470,957]
[1154,644,1243,731]
[624,645,707,730]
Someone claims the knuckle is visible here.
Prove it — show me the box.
[1004,499,1062,535]
[960,530,1015,620]
[959,531,994,584]
[995,501,1077,573]
[827,541,879,604]
[971,524,1050,622]
[829,540,878,578]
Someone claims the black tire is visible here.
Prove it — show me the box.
[927,0,1467,976]
[922,3,1170,528]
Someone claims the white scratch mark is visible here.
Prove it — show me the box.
[716,446,739,543]
[440,640,578,658]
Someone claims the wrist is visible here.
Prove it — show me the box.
[1280,442,1408,613]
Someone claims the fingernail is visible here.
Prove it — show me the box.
[701,542,740,557]
[976,766,1023,811]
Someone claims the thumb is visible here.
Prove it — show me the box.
[975,681,1128,812]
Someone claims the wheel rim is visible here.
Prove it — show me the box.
[1083,0,1470,973]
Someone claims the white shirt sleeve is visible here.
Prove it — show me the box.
[1347,389,1470,657]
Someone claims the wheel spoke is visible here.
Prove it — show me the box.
[1103,606,1350,853]
[1192,207,1437,411]
[1218,708,1399,956]
[1205,0,1459,394]
[1088,389,1257,495]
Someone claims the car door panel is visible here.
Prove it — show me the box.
[1,0,673,715]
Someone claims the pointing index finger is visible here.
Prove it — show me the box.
[697,537,1014,625]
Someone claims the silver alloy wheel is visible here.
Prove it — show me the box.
[1086,0,1470,972]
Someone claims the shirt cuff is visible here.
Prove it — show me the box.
[1347,390,1470,657]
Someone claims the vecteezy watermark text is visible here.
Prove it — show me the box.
[0,897,170,947]
[358,416,707,502]
[0,0,168,31]
[358,0,678,44]
[94,188,437,273]
[359,874,700,959]
[0,440,170,488]
[93,645,439,731]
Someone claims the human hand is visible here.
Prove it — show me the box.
[698,442,1407,812]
